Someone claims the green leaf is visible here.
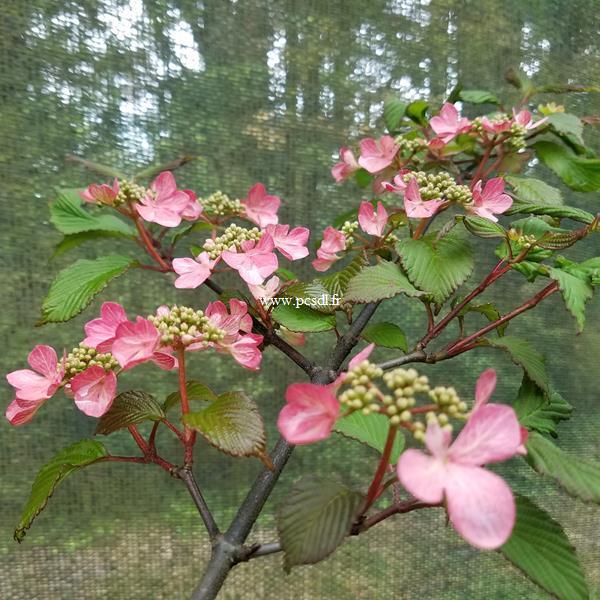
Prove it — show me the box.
[533,140,600,192]
[344,260,423,304]
[458,302,507,336]
[320,254,366,299]
[40,255,135,324]
[276,267,297,281]
[459,89,499,104]
[462,216,506,239]
[383,96,407,132]
[50,189,134,236]
[182,391,270,466]
[95,391,165,435]
[500,495,589,600]
[579,257,600,285]
[51,231,129,259]
[362,322,408,350]
[164,380,218,412]
[549,267,594,331]
[272,303,336,332]
[354,168,373,188]
[278,476,363,571]
[504,200,595,224]
[548,113,585,146]
[484,337,549,393]
[14,440,108,542]
[505,176,563,206]
[526,433,600,504]
[513,375,572,437]
[398,232,474,305]
[166,221,212,248]
[280,280,335,314]
[405,100,429,125]
[334,414,404,462]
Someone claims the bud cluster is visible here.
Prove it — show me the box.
[116,180,147,206]
[65,344,118,377]
[147,305,224,347]
[382,368,430,427]
[338,360,385,416]
[508,228,537,249]
[340,220,359,247]
[201,191,243,217]
[403,170,472,204]
[538,102,564,116]
[428,386,468,418]
[395,136,427,154]
[202,224,262,260]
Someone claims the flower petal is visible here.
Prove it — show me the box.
[397,449,446,504]
[474,368,497,411]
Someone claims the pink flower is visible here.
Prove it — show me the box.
[136,171,189,227]
[404,178,444,218]
[358,201,388,237]
[468,178,513,222]
[278,383,340,445]
[512,109,548,130]
[334,343,375,387]
[173,252,217,289]
[70,366,117,417]
[430,103,471,143]
[248,276,281,301]
[312,226,346,272]
[481,116,512,135]
[205,299,253,340]
[226,333,264,370]
[332,147,360,182]
[242,183,280,228]
[111,317,161,369]
[80,179,120,205]
[180,189,203,221]
[83,302,128,352]
[264,224,310,261]
[6,345,64,403]
[397,369,522,549]
[221,234,279,285]
[358,136,400,173]
[382,170,411,194]
[6,398,44,426]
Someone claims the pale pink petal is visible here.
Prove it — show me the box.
[173,253,214,289]
[358,201,388,237]
[449,404,522,466]
[71,366,117,417]
[397,449,446,504]
[348,343,375,370]
[243,183,281,227]
[83,302,128,352]
[445,463,516,549]
[424,422,452,458]
[112,317,160,369]
[152,171,177,197]
[226,333,263,370]
[6,370,55,402]
[6,397,44,426]
[27,345,58,379]
[474,368,497,411]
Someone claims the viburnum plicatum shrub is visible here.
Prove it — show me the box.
[7,73,600,600]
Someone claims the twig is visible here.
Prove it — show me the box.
[179,467,221,541]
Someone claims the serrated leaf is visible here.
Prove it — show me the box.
[95,391,165,435]
[50,189,134,236]
[484,337,549,393]
[579,257,600,285]
[164,380,218,412]
[272,303,336,332]
[14,440,108,542]
[533,140,600,192]
[549,267,594,331]
[500,495,589,600]
[505,176,563,206]
[182,391,269,465]
[344,260,423,304]
[278,476,363,571]
[504,201,595,224]
[398,232,474,305]
[526,433,600,504]
[334,414,404,462]
[383,96,407,132]
[462,216,506,239]
[362,322,408,350]
[459,89,499,104]
[281,280,335,314]
[513,375,572,437]
[548,113,585,146]
[51,231,129,259]
[40,255,135,324]
[458,302,507,336]
[320,255,366,299]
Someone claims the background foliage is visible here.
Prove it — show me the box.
[1,0,599,597]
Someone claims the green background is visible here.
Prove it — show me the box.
[0,0,599,597]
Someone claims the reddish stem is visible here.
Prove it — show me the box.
[471,142,494,187]
[177,346,196,466]
[128,424,149,453]
[133,217,171,271]
[362,426,398,513]
[162,418,186,441]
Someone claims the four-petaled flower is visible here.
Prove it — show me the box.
[80,178,120,205]
[358,136,400,173]
[403,177,444,218]
[241,183,281,228]
[70,366,117,417]
[83,302,128,352]
[173,252,217,289]
[430,103,471,144]
[397,369,523,550]
[332,147,360,182]
[136,171,190,227]
[468,178,513,222]
[264,224,310,261]
[180,189,203,221]
[111,317,162,369]
[358,201,388,237]
[221,234,279,285]
[312,226,346,272]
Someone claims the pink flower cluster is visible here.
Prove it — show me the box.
[6,299,263,426]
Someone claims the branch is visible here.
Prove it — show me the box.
[179,467,221,541]
[377,349,429,371]
[356,500,438,532]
